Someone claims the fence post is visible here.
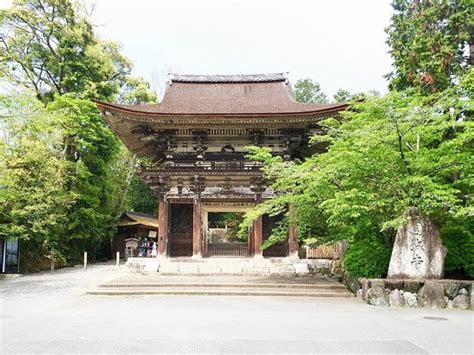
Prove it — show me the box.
[116,251,120,268]
[83,251,87,271]
[50,251,54,271]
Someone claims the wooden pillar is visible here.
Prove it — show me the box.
[248,224,254,256]
[253,194,263,258]
[157,196,168,256]
[253,216,263,258]
[288,204,299,258]
[192,193,202,258]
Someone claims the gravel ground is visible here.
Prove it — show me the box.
[1,265,473,354]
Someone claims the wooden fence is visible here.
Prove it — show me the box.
[300,240,348,259]
[207,242,249,257]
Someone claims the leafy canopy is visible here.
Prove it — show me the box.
[386,0,473,93]
[0,0,156,104]
[293,78,328,103]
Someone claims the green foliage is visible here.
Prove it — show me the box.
[333,89,352,103]
[293,78,328,103]
[441,224,474,279]
[242,69,473,277]
[386,0,472,93]
[343,236,391,278]
[0,95,72,253]
[127,176,157,215]
[0,0,156,103]
[0,0,158,268]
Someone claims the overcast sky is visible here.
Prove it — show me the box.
[1,0,394,98]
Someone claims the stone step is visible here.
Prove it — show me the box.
[99,282,347,290]
[86,288,353,298]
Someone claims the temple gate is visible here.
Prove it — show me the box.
[97,73,347,258]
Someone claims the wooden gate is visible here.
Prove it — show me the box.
[168,203,193,257]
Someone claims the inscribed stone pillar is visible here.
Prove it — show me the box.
[192,194,202,257]
[157,196,168,256]
[387,207,447,279]
[288,205,299,258]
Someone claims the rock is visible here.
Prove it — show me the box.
[389,289,405,307]
[370,279,385,289]
[331,260,343,275]
[356,289,363,298]
[385,280,404,290]
[367,286,389,307]
[452,295,470,310]
[444,281,460,299]
[458,288,468,296]
[403,292,418,307]
[447,300,453,309]
[418,282,447,308]
[470,287,474,311]
[404,280,422,293]
[388,207,447,279]
[360,278,370,301]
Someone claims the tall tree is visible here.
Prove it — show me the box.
[386,0,472,93]
[293,78,328,103]
[0,0,156,104]
[0,0,157,267]
[333,89,352,102]
[243,73,473,277]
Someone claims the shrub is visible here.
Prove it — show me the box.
[343,235,391,278]
[441,225,474,279]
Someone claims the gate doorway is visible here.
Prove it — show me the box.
[168,203,193,257]
[262,214,289,257]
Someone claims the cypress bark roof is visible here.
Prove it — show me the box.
[117,211,158,229]
[96,73,348,117]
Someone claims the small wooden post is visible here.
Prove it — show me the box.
[50,251,55,271]
[83,251,87,271]
[116,251,120,268]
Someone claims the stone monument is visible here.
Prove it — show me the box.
[387,207,447,279]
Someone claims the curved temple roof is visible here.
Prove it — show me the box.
[96,73,348,118]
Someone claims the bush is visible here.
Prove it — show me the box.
[343,235,391,278]
[441,225,474,279]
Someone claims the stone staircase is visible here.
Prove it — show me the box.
[87,275,353,298]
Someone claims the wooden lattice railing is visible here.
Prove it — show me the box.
[207,242,249,257]
[301,241,348,259]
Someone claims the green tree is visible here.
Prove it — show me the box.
[0,0,158,268]
[127,176,157,215]
[0,0,156,104]
[293,78,328,103]
[386,0,473,93]
[333,89,352,103]
[242,70,473,275]
[0,95,73,257]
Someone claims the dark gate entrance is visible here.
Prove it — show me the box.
[168,203,193,257]
[262,214,289,257]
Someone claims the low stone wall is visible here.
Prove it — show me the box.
[357,278,473,310]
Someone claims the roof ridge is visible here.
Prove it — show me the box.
[170,73,287,83]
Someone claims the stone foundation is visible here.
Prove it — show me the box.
[124,257,343,277]
[357,278,473,310]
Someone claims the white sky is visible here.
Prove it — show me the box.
[0,0,394,98]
